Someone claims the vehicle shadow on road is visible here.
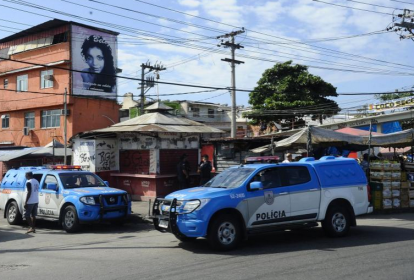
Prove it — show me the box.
[1,214,153,236]
[0,227,34,243]
[177,225,414,255]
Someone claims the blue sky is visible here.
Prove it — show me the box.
[1,0,414,113]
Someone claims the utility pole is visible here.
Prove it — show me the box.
[64,87,67,165]
[139,62,166,115]
[388,9,414,40]
[218,29,245,138]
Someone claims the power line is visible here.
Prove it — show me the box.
[132,0,414,71]
[390,0,414,6]
[346,0,403,10]
[4,2,412,75]
[312,0,394,15]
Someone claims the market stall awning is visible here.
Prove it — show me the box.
[276,127,414,150]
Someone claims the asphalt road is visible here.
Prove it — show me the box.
[1,211,414,280]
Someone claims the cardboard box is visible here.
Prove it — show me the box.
[393,198,401,208]
[383,187,392,199]
[401,181,409,189]
[392,190,401,197]
[391,181,401,189]
[401,201,409,208]
[401,171,407,182]
[401,194,409,202]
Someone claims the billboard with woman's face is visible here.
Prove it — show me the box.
[71,25,117,99]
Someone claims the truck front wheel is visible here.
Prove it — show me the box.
[6,201,22,225]
[322,206,350,237]
[62,205,80,233]
[208,214,241,251]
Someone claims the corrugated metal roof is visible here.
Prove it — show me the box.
[91,112,223,134]
[145,102,173,111]
[0,147,72,161]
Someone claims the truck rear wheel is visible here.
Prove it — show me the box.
[322,206,350,237]
[208,214,241,251]
[6,201,22,225]
[62,205,80,233]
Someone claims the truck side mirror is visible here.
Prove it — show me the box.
[250,181,263,191]
[104,181,109,187]
[46,183,58,191]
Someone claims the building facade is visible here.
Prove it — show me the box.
[0,19,120,148]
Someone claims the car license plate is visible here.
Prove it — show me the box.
[159,219,168,228]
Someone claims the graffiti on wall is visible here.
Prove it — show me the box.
[73,140,95,171]
[95,139,118,172]
[120,150,150,174]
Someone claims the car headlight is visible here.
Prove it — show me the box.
[182,199,210,213]
[80,196,96,205]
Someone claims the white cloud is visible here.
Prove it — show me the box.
[178,0,201,8]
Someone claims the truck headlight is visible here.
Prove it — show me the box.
[80,196,96,205]
[182,199,210,213]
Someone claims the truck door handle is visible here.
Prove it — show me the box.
[278,192,288,196]
[309,188,318,191]
[39,193,44,196]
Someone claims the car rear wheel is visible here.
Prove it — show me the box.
[322,205,350,237]
[208,214,241,251]
[62,205,80,233]
[6,201,22,225]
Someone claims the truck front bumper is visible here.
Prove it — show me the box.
[149,198,205,238]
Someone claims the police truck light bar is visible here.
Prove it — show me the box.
[51,165,82,170]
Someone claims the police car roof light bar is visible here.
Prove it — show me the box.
[51,165,82,170]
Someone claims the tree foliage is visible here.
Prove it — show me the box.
[375,91,413,101]
[245,61,340,127]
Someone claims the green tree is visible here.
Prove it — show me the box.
[375,90,413,101]
[245,61,340,127]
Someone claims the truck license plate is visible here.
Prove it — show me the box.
[159,219,168,228]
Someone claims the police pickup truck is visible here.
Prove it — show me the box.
[151,156,373,250]
[0,166,131,232]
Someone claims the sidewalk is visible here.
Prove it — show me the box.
[131,200,153,220]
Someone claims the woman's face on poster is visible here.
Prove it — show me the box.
[85,47,104,73]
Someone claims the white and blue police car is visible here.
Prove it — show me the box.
[151,156,373,250]
[0,165,131,232]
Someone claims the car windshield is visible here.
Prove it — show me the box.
[204,168,255,189]
[59,173,106,189]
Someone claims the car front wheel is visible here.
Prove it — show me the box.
[208,214,241,251]
[62,205,80,233]
[6,201,22,225]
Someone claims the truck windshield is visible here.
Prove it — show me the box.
[59,173,106,189]
[204,168,255,189]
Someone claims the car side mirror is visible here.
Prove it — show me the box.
[46,183,58,191]
[250,181,263,191]
[104,181,109,187]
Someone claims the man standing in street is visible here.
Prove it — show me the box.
[177,154,190,190]
[24,172,39,234]
[198,155,212,185]
[282,153,293,163]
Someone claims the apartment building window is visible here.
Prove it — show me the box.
[1,114,10,129]
[192,107,200,117]
[17,74,28,92]
[208,108,215,118]
[25,112,35,129]
[40,70,54,89]
[41,109,60,128]
[4,79,8,89]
